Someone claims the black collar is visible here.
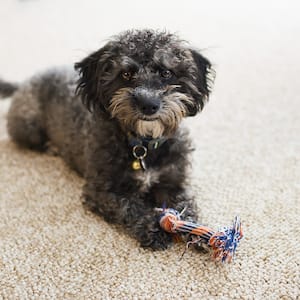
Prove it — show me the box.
[127,132,167,151]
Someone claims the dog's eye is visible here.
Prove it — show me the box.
[122,71,132,81]
[160,69,173,79]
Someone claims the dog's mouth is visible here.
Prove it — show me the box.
[140,116,160,122]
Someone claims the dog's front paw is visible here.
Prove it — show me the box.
[134,217,173,250]
[140,227,173,250]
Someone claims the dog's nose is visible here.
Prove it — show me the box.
[139,98,160,115]
[134,88,160,115]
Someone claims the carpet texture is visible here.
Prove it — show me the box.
[0,1,299,299]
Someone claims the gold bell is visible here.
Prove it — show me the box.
[132,159,141,171]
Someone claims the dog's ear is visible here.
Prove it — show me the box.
[75,45,113,112]
[188,49,215,116]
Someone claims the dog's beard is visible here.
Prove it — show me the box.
[136,119,164,138]
[108,87,193,138]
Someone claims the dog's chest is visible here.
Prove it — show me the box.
[133,169,160,193]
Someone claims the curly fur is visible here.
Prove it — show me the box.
[2,29,214,249]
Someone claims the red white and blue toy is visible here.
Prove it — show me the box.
[158,208,243,263]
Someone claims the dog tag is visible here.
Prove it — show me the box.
[132,145,147,171]
[132,159,142,170]
[139,158,147,170]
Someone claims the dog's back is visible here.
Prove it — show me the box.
[3,67,90,174]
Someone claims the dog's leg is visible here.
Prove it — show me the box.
[153,186,199,222]
[83,183,173,250]
[129,205,173,250]
[152,186,203,249]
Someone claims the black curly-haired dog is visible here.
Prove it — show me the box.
[1,29,214,249]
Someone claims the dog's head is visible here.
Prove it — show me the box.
[75,29,214,138]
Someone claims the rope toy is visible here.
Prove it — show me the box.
[158,208,243,263]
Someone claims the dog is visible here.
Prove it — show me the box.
[0,29,214,250]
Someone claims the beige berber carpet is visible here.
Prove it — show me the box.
[0,1,299,299]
